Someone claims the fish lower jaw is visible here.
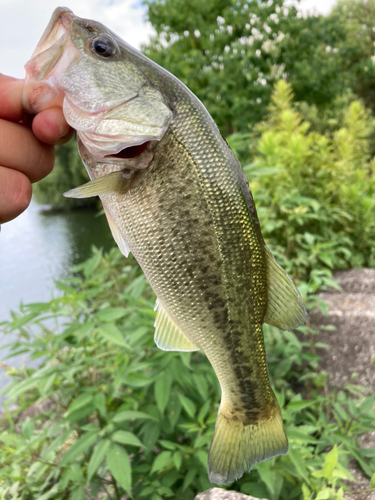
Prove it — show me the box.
[78,137,158,174]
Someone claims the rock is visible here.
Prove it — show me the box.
[194,489,265,500]
[313,269,375,500]
[327,269,375,294]
[314,269,375,389]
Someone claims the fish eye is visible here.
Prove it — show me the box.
[90,35,117,58]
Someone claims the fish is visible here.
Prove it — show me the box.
[22,7,307,485]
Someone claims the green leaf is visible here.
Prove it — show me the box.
[94,393,106,417]
[151,451,172,473]
[38,489,60,500]
[288,448,310,483]
[323,445,338,482]
[83,250,102,278]
[196,450,208,468]
[106,444,132,494]
[193,374,208,400]
[359,449,375,458]
[87,439,111,483]
[65,404,95,422]
[360,394,375,414]
[98,324,131,348]
[315,489,330,500]
[286,400,315,413]
[55,281,76,294]
[111,430,144,448]
[337,487,345,500]
[4,377,38,399]
[67,393,94,416]
[332,402,349,421]
[173,451,182,470]
[304,232,315,246]
[197,401,210,424]
[287,428,317,444]
[71,486,86,500]
[371,473,375,489]
[302,483,312,500]
[167,391,182,430]
[60,432,97,465]
[257,461,274,496]
[182,468,197,490]
[154,372,172,415]
[140,486,155,496]
[177,393,196,418]
[112,410,156,423]
[157,486,174,497]
[95,308,127,322]
[21,417,34,440]
[159,440,177,450]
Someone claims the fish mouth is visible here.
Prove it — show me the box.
[78,137,159,173]
[106,141,150,160]
[22,7,75,113]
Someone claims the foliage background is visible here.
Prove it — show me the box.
[2,0,375,498]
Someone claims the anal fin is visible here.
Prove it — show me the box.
[264,246,307,330]
[154,299,199,352]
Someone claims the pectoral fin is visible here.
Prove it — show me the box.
[264,246,307,330]
[103,207,130,258]
[63,170,132,199]
[154,299,199,352]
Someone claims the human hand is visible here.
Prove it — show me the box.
[0,74,73,225]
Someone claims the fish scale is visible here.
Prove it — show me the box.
[22,7,307,485]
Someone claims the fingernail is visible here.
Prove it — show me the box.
[59,115,70,138]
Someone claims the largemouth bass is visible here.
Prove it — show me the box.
[22,8,307,484]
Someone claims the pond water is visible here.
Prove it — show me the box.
[0,199,115,395]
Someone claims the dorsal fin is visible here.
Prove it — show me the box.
[154,299,199,352]
[103,207,130,258]
[264,246,307,331]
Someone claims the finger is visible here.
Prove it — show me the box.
[0,74,24,122]
[0,166,32,224]
[0,118,55,183]
[32,106,74,145]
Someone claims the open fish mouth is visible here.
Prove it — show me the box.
[26,7,73,76]
[22,8,75,114]
[107,142,150,159]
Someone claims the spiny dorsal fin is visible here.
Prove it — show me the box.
[264,246,307,330]
[154,299,199,352]
[103,207,130,258]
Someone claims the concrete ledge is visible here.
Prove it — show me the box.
[195,489,265,500]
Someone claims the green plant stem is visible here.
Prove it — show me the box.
[112,477,121,500]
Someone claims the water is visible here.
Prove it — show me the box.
[0,200,115,393]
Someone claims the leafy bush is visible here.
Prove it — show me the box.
[1,248,375,499]
[239,80,375,291]
[33,138,96,211]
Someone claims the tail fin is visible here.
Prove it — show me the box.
[208,402,288,485]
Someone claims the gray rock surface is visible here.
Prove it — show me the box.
[194,489,265,500]
[315,268,375,391]
[313,269,375,500]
